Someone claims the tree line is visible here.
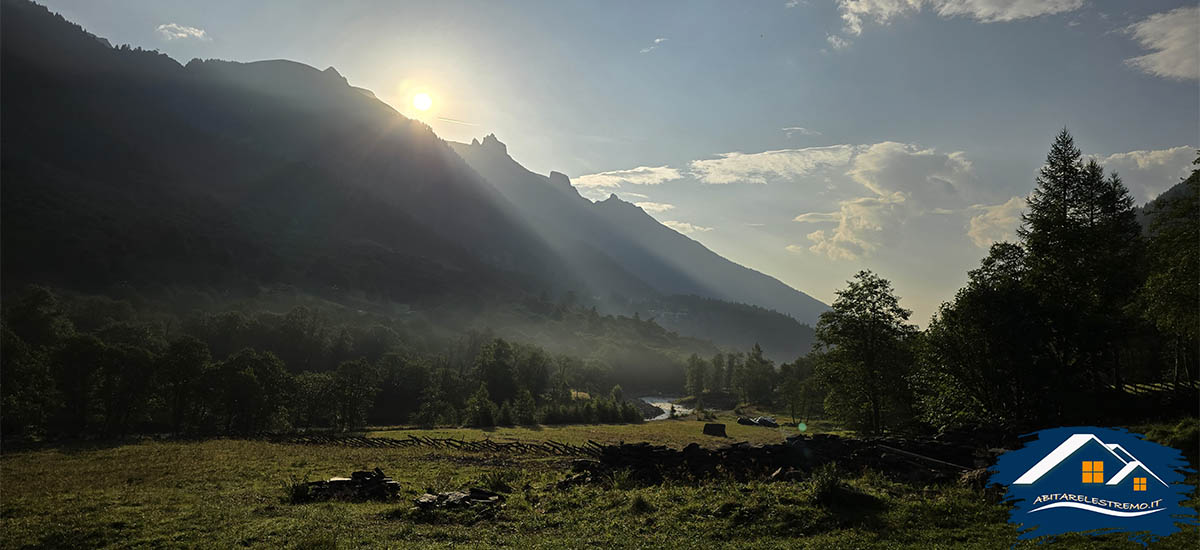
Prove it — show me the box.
[674,131,1196,436]
[0,291,649,439]
[810,130,1198,434]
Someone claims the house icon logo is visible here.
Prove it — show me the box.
[988,426,1195,544]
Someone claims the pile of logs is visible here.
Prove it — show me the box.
[298,468,402,502]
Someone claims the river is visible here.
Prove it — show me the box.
[637,396,694,421]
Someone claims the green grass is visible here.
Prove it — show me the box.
[367,411,839,448]
[2,419,1197,549]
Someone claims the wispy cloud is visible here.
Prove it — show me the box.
[574,165,682,188]
[640,37,668,54]
[1124,6,1199,81]
[830,0,1083,49]
[782,126,822,138]
[826,34,850,50]
[635,201,675,213]
[689,145,855,184]
[155,22,210,41]
[663,221,713,234]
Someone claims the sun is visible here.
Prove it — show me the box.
[413,92,432,111]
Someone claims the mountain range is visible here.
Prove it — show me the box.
[0,0,826,360]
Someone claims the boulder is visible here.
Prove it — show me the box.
[702,423,727,437]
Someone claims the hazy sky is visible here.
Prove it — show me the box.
[41,0,1199,324]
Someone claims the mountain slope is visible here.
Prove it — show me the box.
[449,137,829,325]
[1,0,572,304]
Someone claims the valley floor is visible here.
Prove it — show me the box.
[2,416,1197,549]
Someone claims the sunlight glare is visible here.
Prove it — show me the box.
[413,92,433,111]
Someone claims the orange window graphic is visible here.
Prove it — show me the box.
[1082,461,1104,483]
[1134,477,1147,491]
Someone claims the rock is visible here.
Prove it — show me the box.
[413,487,506,509]
[703,423,727,437]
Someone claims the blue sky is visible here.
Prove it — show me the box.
[41,0,1199,324]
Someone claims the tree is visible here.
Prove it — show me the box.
[685,354,707,397]
[331,359,380,431]
[0,326,57,437]
[464,383,498,427]
[513,389,538,425]
[159,336,211,433]
[708,352,725,392]
[741,344,776,405]
[475,338,518,404]
[1019,129,1144,389]
[724,352,741,391]
[813,270,917,434]
[50,334,107,435]
[609,384,624,404]
[208,349,292,434]
[95,343,157,436]
[293,372,335,429]
[779,355,820,425]
[1137,157,1199,382]
[914,243,1065,429]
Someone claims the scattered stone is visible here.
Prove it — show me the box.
[555,433,975,487]
[702,423,727,437]
[414,487,505,509]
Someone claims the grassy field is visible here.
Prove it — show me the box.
[2,417,1197,549]
[368,410,845,448]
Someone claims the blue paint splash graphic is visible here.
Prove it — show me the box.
[988,426,1197,545]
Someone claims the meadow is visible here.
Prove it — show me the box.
[2,413,1197,549]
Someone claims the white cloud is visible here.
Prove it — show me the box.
[1094,145,1197,202]
[689,145,855,184]
[782,126,822,138]
[966,196,1024,248]
[635,201,676,213]
[793,193,907,260]
[663,221,713,234]
[831,0,1082,48]
[619,191,650,199]
[155,22,210,41]
[574,165,682,188]
[640,37,669,53]
[789,142,977,259]
[846,141,974,203]
[1124,6,1200,81]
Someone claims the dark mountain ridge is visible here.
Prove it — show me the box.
[2,0,823,360]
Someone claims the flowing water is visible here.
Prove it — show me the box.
[638,396,693,421]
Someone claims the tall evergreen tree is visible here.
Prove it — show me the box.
[1018,129,1143,389]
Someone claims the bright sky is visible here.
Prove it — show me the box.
[42,0,1199,324]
